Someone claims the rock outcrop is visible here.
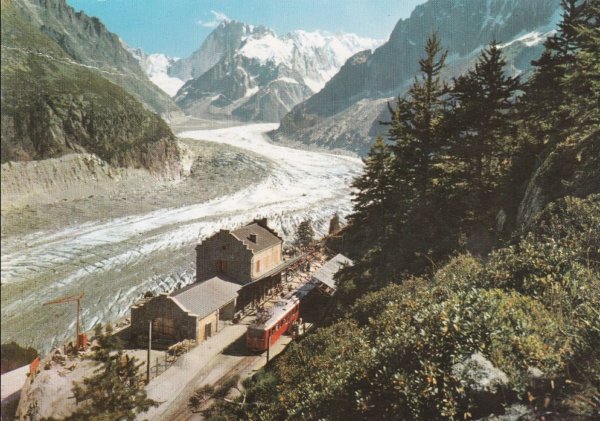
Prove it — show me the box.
[517,134,600,227]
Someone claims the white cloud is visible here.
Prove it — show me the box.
[197,10,230,28]
[211,10,229,22]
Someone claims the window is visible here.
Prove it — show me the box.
[255,260,261,273]
[153,317,176,337]
[217,260,227,273]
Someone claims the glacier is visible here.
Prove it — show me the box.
[1,124,362,353]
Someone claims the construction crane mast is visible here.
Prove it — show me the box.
[44,293,85,351]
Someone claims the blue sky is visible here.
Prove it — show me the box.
[66,0,427,58]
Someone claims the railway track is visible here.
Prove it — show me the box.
[163,353,262,421]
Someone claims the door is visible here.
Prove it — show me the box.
[204,322,212,340]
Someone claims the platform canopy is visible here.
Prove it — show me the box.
[311,254,353,295]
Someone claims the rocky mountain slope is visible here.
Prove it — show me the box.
[272,0,562,156]
[0,0,181,176]
[173,21,382,122]
[169,20,250,82]
[10,0,179,116]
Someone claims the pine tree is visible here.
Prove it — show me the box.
[560,0,600,139]
[67,324,157,421]
[448,41,521,213]
[328,213,341,234]
[383,33,453,274]
[336,137,395,299]
[296,219,315,249]
[388,33,448,202]
[346,136,393,242]
[521,0,589,141]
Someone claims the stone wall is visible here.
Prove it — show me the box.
[195,231,254,283]
[251,243,282,278]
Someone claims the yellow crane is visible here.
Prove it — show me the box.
[44,293,85,351]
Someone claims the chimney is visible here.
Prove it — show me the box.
[249,234,257,243]
[254,218,268,229]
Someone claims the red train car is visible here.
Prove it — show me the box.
[246,282,314,352]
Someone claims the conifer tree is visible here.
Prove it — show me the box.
[560,0,600,139]
[383,33,453,274]
[337,137,395,298]
[448,41,521,211]
[388,33,448,202]
[328,213,341,234]
[347,136,393,242]
[296,219,315,249]
[67,324,157,421]
[521,0,589,141]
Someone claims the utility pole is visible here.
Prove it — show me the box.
[147,320,152,384]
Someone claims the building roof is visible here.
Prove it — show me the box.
[231,223,282,253]
[311,254,353,291]
[171,276,241,319]
[252,280,316,330]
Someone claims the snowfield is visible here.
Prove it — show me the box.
[1,124,362,353]
[238,30,383,93]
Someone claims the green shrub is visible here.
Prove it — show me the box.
[246,196,599,420]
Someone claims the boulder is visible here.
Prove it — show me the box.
[452,352,509,394]
[452,352,512,417]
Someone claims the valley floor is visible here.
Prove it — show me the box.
[0,122,362,355]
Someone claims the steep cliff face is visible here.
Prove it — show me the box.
[175,50,314,122]
[517,136,600,227]
[173,21,382,122]
[11,0,179,116]
[1,0,181,176]
[168,20,250,81]
[273,0,562,155]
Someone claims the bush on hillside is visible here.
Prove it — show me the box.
[219,195,599,420]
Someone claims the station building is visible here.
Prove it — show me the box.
[130,219,286,347]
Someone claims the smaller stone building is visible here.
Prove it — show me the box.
[130,276,241,348]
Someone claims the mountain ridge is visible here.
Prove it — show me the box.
[172,20,382,122]
[0,0,181,176]
[11,0,180,117]
[272,0,563,156]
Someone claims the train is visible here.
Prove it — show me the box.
[246,282,315,352]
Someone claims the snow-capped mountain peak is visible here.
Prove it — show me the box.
[128,47,185,97]
[237,29,382,92]
[173,21,384,122]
